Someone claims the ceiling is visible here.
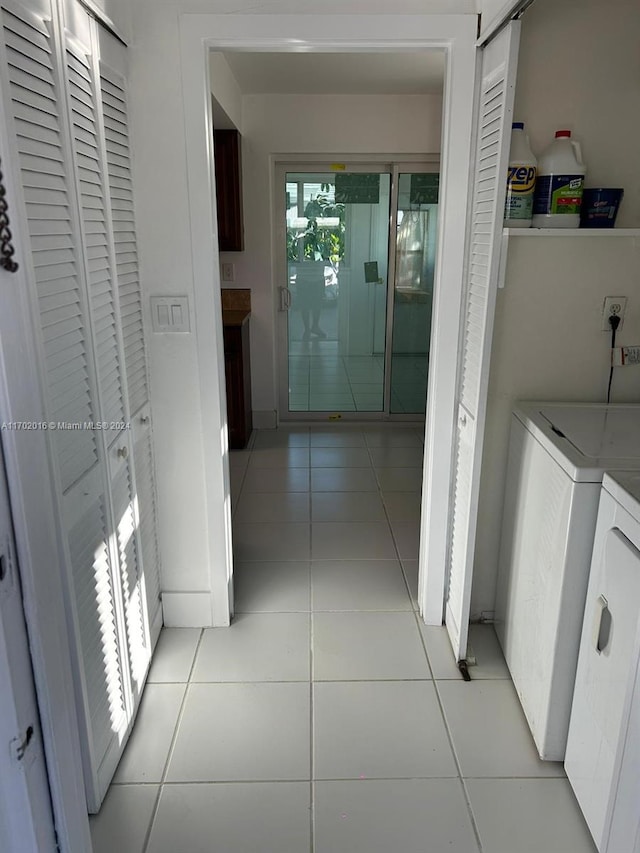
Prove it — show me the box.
[220,51,446,96]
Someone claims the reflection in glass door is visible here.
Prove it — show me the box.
[388,172,439,415]
[279,166,439,418]
[284,170,391,413]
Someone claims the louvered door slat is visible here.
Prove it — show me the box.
[110,454,149,691]
[65,38,124,430]
[67,486,127,778]
[132,416,162,644]
[100,63,148,416]
[445,23,520,662]
[2,3,98,491]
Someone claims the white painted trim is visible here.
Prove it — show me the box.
[178,12,477,628]
[478,0,532,46]
[179,18,235,628]
[419,24,478,625]
[162,592,217,627]
[0,9,92,841]
[77,0,127,45]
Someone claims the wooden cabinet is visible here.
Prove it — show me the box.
[223,313,252,449]
[214,129,244,251]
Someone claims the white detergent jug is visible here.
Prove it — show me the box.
[504,122,537,228]
[532,130,586,228]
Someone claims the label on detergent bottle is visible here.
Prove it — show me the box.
[533,174,584,216]
[505,164,537,220]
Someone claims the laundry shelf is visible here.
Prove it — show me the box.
[498,228,640,289]
[503,227,640,237]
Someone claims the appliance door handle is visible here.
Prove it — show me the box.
[593,594,612,654]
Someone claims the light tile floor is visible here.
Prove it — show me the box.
[91,425,597,853]
[287,347,428,413]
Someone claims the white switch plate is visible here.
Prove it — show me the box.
[150,296,190,333]
[221,263,235,282]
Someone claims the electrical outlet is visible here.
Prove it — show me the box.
[602,296,627,331]
[221,263,235,282]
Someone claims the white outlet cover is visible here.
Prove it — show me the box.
[150,296,191,333]
[602,296,627,331]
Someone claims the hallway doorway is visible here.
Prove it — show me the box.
[277,163,439,419]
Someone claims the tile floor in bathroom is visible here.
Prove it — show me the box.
[90,425,596,853]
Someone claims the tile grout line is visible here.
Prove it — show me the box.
[429,670,485,852]
[140,628,205,853]
[408,596,485,849]
[366,439,417,611]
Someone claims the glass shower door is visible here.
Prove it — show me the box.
[388,172,439,414]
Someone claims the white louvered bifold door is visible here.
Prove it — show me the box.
[0,0,161,813]
[60,4,155,807]
[64,28,124,448]
[0,0,99,491]
[98,24,162,643]
[0,0,131,810]
[63,466,129,805]
[445,22,521,662]
[60,9,143,811]
[99,59,148,416]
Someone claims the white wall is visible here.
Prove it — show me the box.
[209,53,243,131]
[219,92,443,420]
[471,0,640,619]
[128,0,466,617]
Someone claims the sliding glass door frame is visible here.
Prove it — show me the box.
[275,157,439,422]
[384,161,441,420]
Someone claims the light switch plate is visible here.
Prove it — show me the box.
[150,296,190,333]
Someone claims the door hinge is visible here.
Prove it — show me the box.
[11,725,34,763]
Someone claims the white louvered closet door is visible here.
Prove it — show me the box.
[97,26,162,642]
[445,22,521,662]
[0,0,131,811]
[0,0,161,813]
[60,1,153,803]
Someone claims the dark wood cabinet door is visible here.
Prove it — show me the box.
[223,320,252,449]
[214,129,244,252]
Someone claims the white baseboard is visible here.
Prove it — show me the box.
[161,592,214,627]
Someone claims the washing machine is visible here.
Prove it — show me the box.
[494,402,640,761]
[565,471,640,852]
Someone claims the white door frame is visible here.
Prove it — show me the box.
[0,62,92,850]
[179,12,477,628]
[0,435,57,852]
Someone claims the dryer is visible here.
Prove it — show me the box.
[565,471,640,852]
[495,403,640,761]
